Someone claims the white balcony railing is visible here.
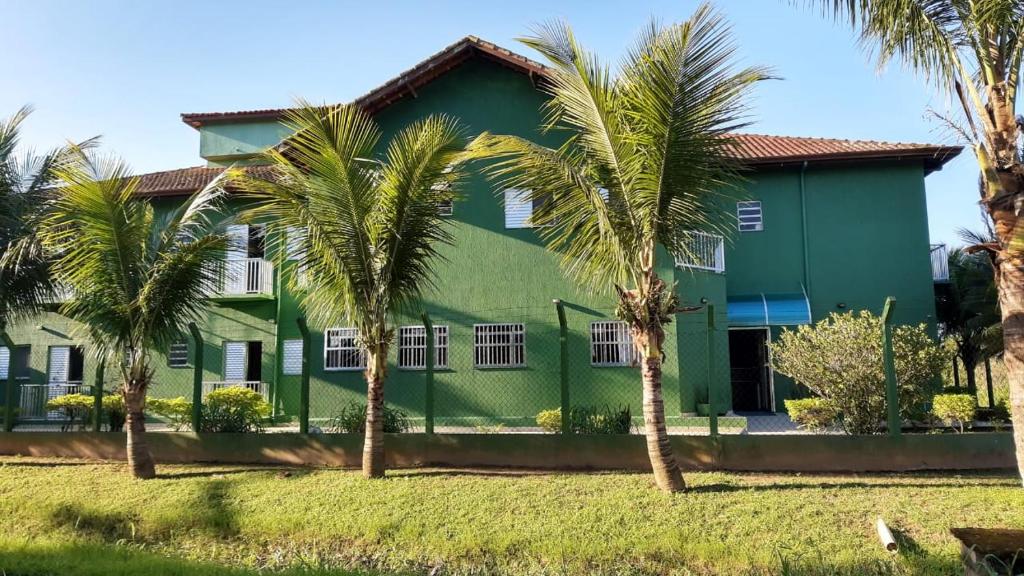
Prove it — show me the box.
[202,380,269,401]
[930,244,950,282]
[207,258,274,297]
[19,382,89,420]
[675,231,725,273]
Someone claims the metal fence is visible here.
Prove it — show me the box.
[0,296,1013,438]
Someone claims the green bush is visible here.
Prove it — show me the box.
[931,393,977,433]
[45,394,93,432]
[569,405,633,435]
[770,311,949,434]
[147,396,192,431]
[784,398,838,431]
[536,409,562,433]
[199,387,271,433]
[102,394,126,432]
[326,401,411,434]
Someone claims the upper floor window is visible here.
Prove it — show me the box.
[0,346,30,381]
[397,326,449,370]
[474,323,525,368]
[737,201,763,232]
[167,341,189,368]
[590,321,635,367]
[504,189,553,229]
[324,328,366,371]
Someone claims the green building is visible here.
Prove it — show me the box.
[0,37,960,428]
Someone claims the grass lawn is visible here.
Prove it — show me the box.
[0,457,1022,575]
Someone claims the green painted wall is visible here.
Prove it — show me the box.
[2,57,943,424]
[199,121,293,164]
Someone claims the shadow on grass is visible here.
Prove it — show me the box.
[50,478,243,541]
[157,467,282,480]
[0,540,370,576]
[687,480,1017,493]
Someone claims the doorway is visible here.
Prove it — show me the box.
[728,329,774,412]
[223,341,262,383]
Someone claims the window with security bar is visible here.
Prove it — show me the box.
[397,326,449,370]
[737,201,763,232]
[324,328,366,371]
[590,321,636,366]
[474,323,525,368]
[167,341,189,368]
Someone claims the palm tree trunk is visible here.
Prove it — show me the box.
[637,326,685,493]
[362,347,387,479]
[964,358,978,398]
[123,385,155,479]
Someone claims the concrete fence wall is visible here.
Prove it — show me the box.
[0,432,1014,472]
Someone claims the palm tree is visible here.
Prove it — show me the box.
[0,106,84,343]
[468,5,770,492]
[0,106,91,428]
[41,151,233,478]
[240,102,467,479]
[803,0,1024,482]
[937,245,1001,396]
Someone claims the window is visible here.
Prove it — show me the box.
[282,339,303,375]
[737,201,763,232]
[434,165,455,216]
[324,328,366,371]
[0,346,30,381]
[398,326,449,370]
[590,321,635,367]
[168,341,189,368]
[437,198,454,217]
[285,226,306,261]
[474,323,525,368]
[503,189,552,229]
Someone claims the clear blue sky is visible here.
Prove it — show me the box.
[2,0,985,248]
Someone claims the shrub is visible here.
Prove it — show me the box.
[770,311,949,434]
[569,405,633,435]
[784,398,837,431]
[536,409,562,433]
[931,393,977,433]
[102,394,126,432]
[326,401,411,434]
[199,387,271,433]
[147,396,192,431]
[45,394,93,432]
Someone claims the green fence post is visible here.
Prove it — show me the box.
[188,322,204,432]
[92,360,105,432]
[553,299,570,434]
[985,357,995,408]
[297,317,311,434]
[706,304,718,437]
[1,330,16,432]
[881,297,900,437]
[421,312,435,435]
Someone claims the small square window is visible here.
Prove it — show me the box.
[590,321,635,367]
[474,323,525,368]
[737,201,763,232]
[324,328,366,371]
[168,341,189,368]
[398,326,449,370]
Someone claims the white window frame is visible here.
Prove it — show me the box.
[282,339,303,376]
[473,323,526,368]
[167,341,190,368]
[590,321,636,367]
[324,328,366,371]
[504,188,533,229]
[397,325,449,370]
[737,201,763,232]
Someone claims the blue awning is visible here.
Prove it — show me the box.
[727,292,811,327]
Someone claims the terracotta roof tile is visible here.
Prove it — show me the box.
[180,36,551,128]
[134,134,961,197]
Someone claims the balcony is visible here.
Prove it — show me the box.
[675,231,725,273]
[930,244,950,282]
[19,382,90,421]
[207,258,274,299]
[202,380,270,401]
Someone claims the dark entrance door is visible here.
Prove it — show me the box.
[728,329,773,412]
